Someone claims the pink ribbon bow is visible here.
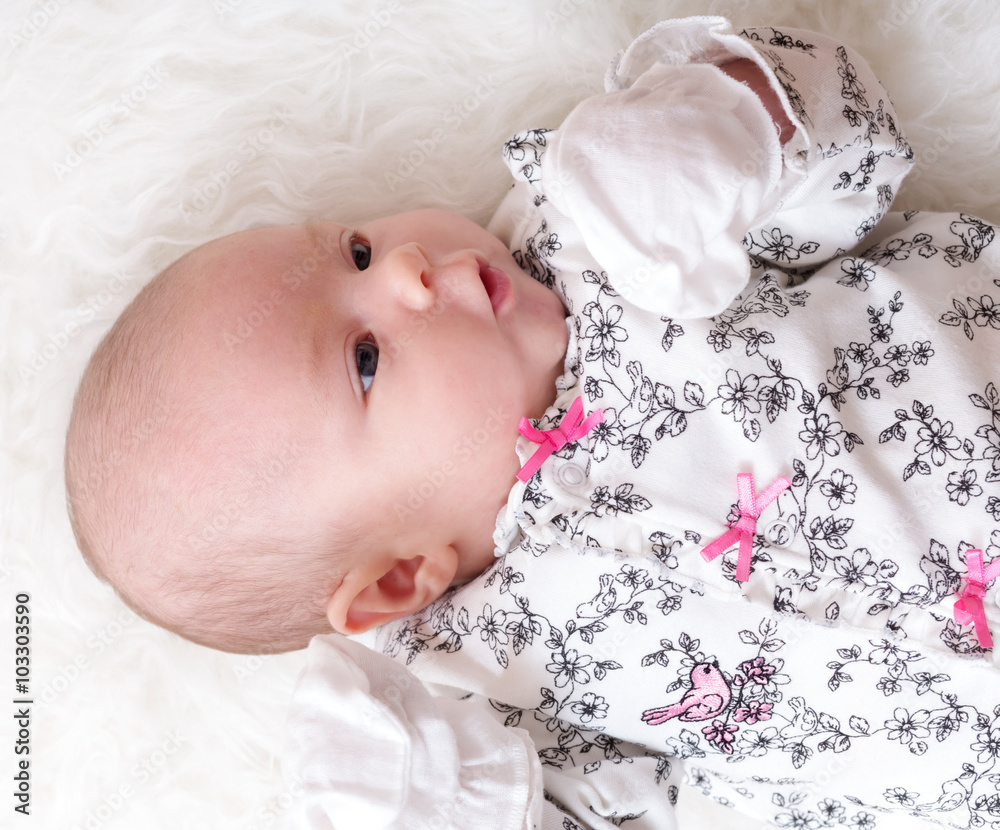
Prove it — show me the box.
[516,397,602,483]
[954,549,1000,648]
[701,473,791,582]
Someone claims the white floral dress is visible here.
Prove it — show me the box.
[370,17,1000,830]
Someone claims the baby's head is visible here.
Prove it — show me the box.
[65,209,567,653]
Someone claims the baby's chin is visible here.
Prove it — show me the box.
[509,284,568,405]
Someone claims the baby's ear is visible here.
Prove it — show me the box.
[326,549,458,635]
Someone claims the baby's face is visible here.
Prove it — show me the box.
[186,209,567,587]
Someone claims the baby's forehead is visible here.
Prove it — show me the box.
[166,228,298,316]
[187,223,344,292]
[161,226,339,421]
[184,227,284,280]
[156,222,368,447]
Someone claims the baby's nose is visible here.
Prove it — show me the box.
[382,243,435,312]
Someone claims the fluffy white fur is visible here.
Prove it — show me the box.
[2,0,998,828]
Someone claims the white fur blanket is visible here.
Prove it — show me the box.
[3,1,999,828]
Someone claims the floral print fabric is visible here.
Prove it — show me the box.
[376,19,1000,829]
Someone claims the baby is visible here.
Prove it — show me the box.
[63,34,788,658]
[67,14,1000,829]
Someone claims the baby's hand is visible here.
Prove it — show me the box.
[719,58,795,147]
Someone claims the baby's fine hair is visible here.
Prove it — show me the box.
[64,251,345,654]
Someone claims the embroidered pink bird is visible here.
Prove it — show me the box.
[641,661,732,725]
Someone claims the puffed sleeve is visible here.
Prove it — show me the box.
[499,16,912,319]
[283,634,540,830]
[283,635,684,829]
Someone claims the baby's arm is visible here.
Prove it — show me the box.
[492,17,914,319]
[284,635,684,829]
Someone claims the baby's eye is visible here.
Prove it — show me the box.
[350,234,371,271]
[355,340,378,394]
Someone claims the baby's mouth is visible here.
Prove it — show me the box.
[477,257,511,315]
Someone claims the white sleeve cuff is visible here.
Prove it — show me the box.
[284,634,542,830]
